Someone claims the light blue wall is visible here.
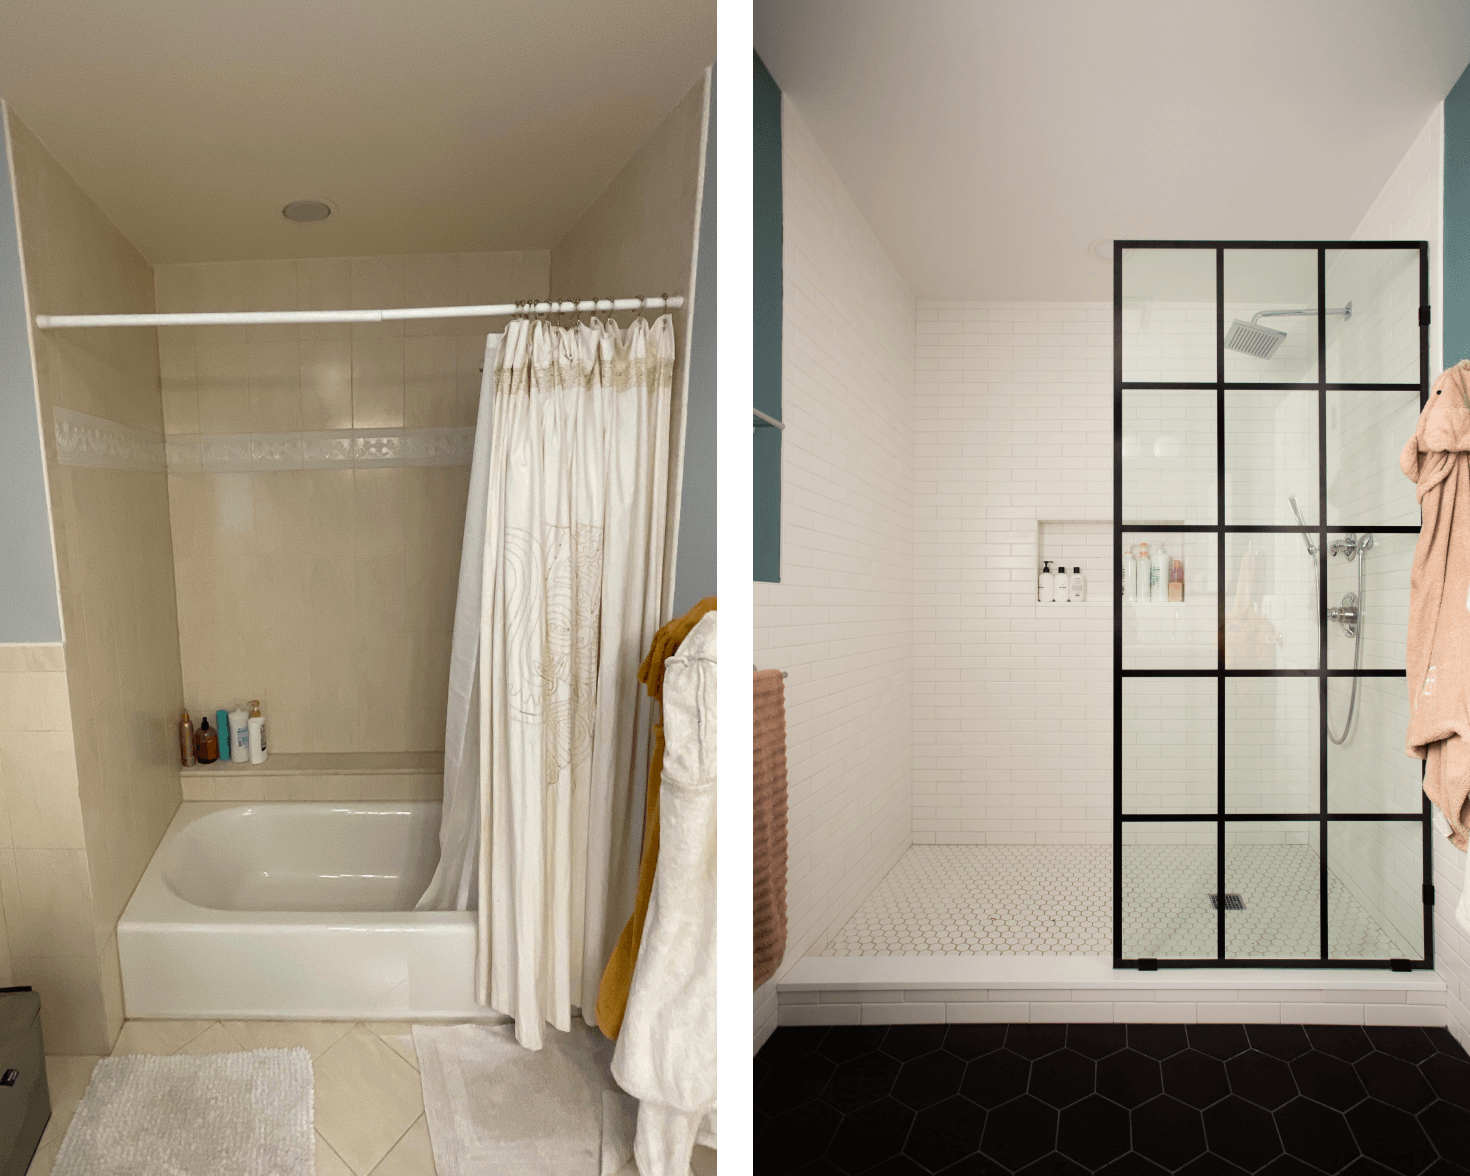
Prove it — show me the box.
[0,112,62,642]
[672,70,716,616]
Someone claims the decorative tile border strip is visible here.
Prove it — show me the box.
[53,407,167,473]
[165,426,475,472]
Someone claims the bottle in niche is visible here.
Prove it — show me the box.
[179,709,196,768]
[1039,560,1055,603]
[1124,546,1137,601]
[1070,567,1085,602]
[1169,557,1185,602]
[1137,543,1152,604]
[1055,562,1070,602]
[228,706,249,764]
[195,717,219,764]
[248,700,268,765]
[1151,541,1167,602]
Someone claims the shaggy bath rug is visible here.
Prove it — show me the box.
[51,1047,312,1176]
[414,1020,638,1176]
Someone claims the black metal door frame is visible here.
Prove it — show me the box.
[1112,239,1432,970]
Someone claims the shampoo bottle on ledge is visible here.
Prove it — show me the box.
[195,718,219,764]
[228,707,249,764]
[248,700,268,764]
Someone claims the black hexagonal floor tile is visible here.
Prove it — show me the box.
[1068,1024,1128,1060]
[1057,1093,1130,1171]
[944,1024,1007,1060]
[1129,1023,1189,1060]
[1030,1049,1095,1109]
[1291,1050,1367,1111]
[1418,1098,1470,1167]
[1014,1153,1089,1176]
[1425,1028,1470,1062]
[1097,1048,1162,1108]
[826,1096,915,1173]
[787,1159,846,1176]
[1245,1025,1312,1061]
[1255,1155,1325,1176]
[1131,1094,1207,1170]
[884,1025,950,1062]
[1007,1025,1068,1060]
[1188,1024,1250,1061]
[961,1048,1031,1108]
[933,1153,1009,1176]
[1354,1049,1435,1114]
[1226,1050,1297,1111]
[980,1094,1058,1171]
[1177,1154,1251,1176]
[761,1026,830,1062]
[758,1099,843,1175]
[1095,1154,1171,1176]
[1363,1026,1437,1064]
[1275,1096,1358,1174]
[893,1049,968,1112]
[859,1156,929,1176]
[1306,1025,1374,1063]
[762,1052,837,1111]
[1162,1049,1230,1109]
[824,1050,901,1113]
[1345,1098,1437,1175]
[1421,1161,1470,1176]
[1203,1094,1282,1172]
[820,1026,891,1064]
[904,1094,985,1174]
[1336,1160,1398,1176]
[1422,1051,1470,1111]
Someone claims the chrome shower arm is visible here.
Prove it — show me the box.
[1251,302,1351,326]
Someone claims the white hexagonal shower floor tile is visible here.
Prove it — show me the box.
[821,844,1413,960]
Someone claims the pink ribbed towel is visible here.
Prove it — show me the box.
[753,670,789,990]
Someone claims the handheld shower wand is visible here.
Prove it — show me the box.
[1287,495,1316,557]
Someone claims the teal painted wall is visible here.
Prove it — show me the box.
[1447,64,1470,367]
[753,53,781,583]
[0,113,62,641]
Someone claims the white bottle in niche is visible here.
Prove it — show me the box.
[1151,541,1168,603]
[1137,544,1152,604]
[1070,567,1085,602]
[228,706,249,764]
[1124,546,1137,602]
[1039,560,1055,603]
[247,699,268,765]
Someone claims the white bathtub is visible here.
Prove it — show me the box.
[118,801,490,1020]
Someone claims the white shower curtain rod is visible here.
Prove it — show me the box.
[34,294,684,329]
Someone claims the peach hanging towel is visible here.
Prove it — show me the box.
[1402,360,1470,848]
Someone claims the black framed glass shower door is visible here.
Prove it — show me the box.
[1112,240,1431,969]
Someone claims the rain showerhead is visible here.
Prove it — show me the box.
[1224,301,1352,361]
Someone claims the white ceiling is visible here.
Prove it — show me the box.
[754,0,1470,302]
[0,0,713,263]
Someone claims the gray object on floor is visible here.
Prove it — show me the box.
[414,1019,638,1176]
[50,1048,312,1176]
[0,988,48,1176]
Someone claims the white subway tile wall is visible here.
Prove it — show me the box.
[753,99,916,1050]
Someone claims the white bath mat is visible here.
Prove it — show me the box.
[52,1047,312,1176]
[414,1020,637,1176]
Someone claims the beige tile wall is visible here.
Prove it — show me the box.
[155,251,549,753]
[8,109,185,1054]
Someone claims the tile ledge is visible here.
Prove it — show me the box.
[181,751,443,778]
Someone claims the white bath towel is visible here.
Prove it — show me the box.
[611,611,717,1175]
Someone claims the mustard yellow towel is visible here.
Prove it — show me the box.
[597,596,717,1039]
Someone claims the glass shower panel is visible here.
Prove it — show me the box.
[1122,531,1216,670]
[1122,822,1216,960]
[1122,389,1216,526]
[1225,822,1319,960]
[1122,677,1216,814]
[1223,387,1317,526]
[1225,677,1318,814]
[1325,248,1421,386]
[1122,250,1216,384]
[1327,530,1412,671]
[1223,250,1319,385]
[1326,822,1423,960]
[1224,533,1318,671]
[1328,679,1420,813]
[1325,390,1422,526]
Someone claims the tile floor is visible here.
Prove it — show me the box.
[27,1019,717,1176]
[822,844,1411,961]
[755,1020,1470,1175]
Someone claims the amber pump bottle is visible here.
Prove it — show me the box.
[195,717,219,764]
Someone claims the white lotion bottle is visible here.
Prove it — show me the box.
[1070,567,1085,602]
[1152,541,1168,603]
[1039,560,1055,603]
[1137,544,1152,605]
[228,706,249,764]
[247,699,268,765]
[1124,546,1137,602]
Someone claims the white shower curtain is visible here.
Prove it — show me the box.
[421,314,675,1052]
